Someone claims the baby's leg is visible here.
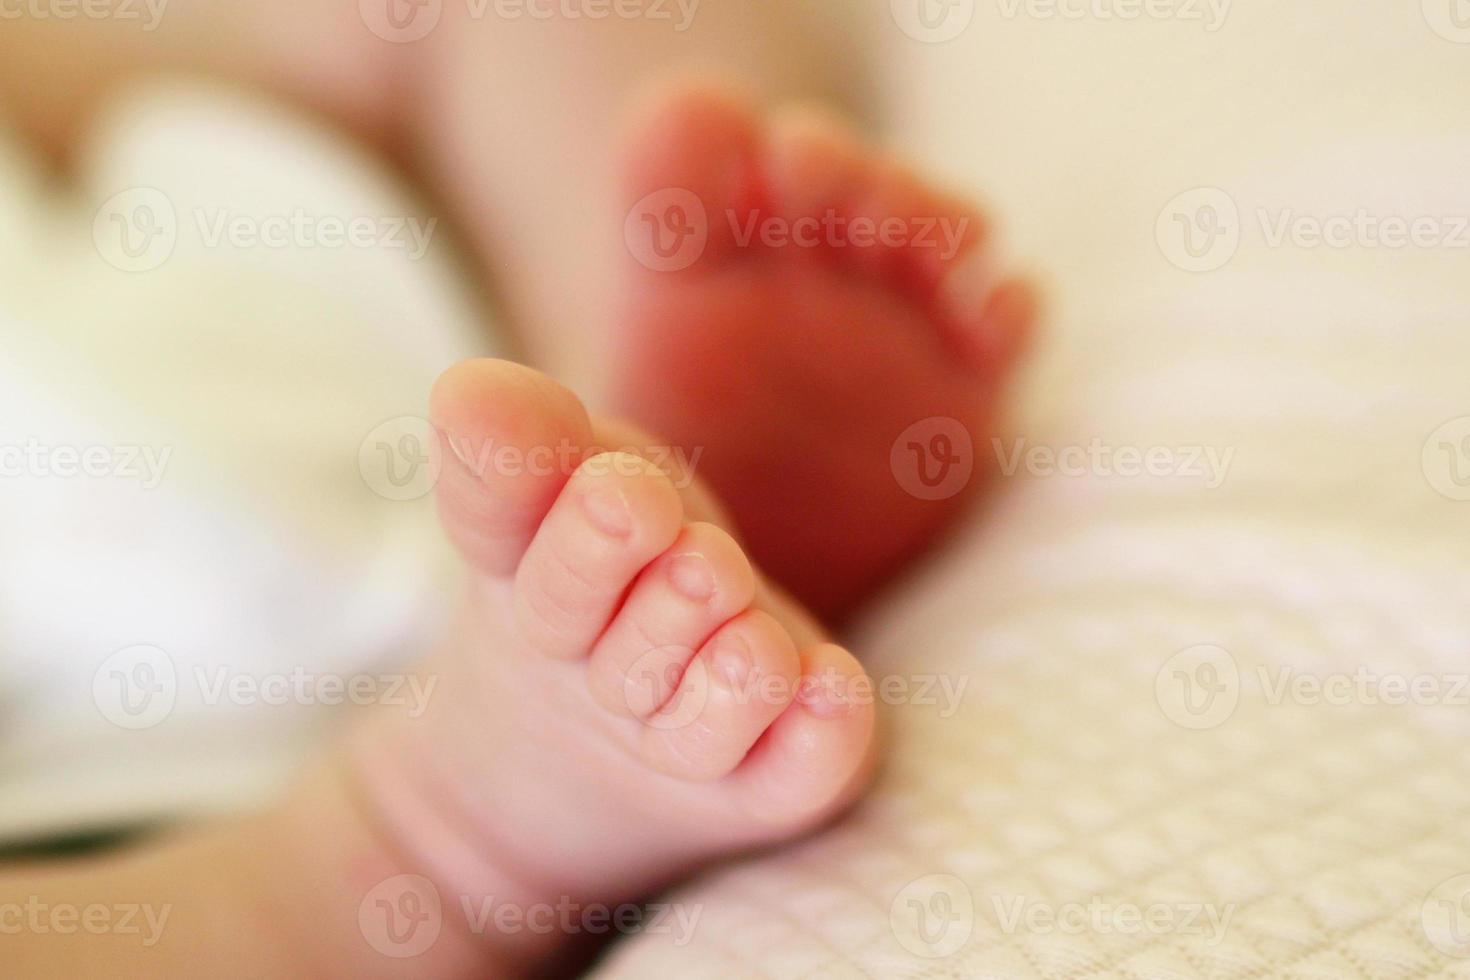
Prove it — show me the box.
[0,1,398,152]
[412,2,878,387]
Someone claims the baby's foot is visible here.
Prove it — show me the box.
[616,84,1037,620]
[349,359,876,970]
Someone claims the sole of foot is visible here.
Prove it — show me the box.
[615,82,1037,620]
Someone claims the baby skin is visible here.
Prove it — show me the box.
[335,359,878,976]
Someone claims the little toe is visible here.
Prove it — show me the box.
[938,268,1041,372]
[727,643,878,833]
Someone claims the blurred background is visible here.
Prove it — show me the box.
[1,0,1468,974]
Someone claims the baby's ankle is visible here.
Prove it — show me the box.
[250,750,514,980]
[332,705,596,975]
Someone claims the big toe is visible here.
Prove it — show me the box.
[621,79,764,270]
[430,358,595,577]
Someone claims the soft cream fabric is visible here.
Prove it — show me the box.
[592,5,1470,977]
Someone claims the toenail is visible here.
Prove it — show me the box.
[444,429,476,468]
[667,553,716,601]
[711,636,753,690]
[581,486,633,538]
[797,669,855,719]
